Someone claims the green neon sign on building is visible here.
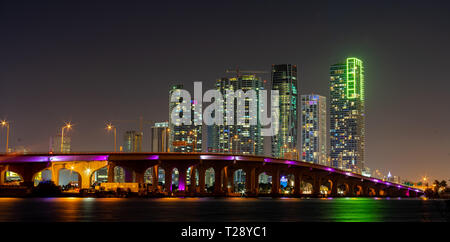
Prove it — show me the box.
[346,57,364,100]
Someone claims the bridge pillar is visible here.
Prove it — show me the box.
[164,168,173,192]
[124,168,134,183]
[188,167,196,193]
[360,185,368,197]
[330,178,338,197]
[223,166,230,194]
[244,167,256,195]
[107,163,115,183]
[198,166,206,193]
[0,165,7,185]
[271,168,280,196]
[312,175,322,197]
[178,167,187,191]
[294,171,302,196]
[347,183,355,197]
[50,163,64,186]
[135,170,144,184]
[213,165,226,194]
[152,165,159,191]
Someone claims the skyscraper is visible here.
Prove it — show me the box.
[209,74,264,155]
[168,84,202,153]
[329,57,365,173]
[301,94,327,165]
[151,121,169,152]
[123,130,143,152]
[271,64,298,159]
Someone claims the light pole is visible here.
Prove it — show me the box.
[61,122,72,153]
[1,120,10,153]
[106,123,117,152]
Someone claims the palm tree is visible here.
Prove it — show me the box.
[433,180,441,194]
[440,180,447,190]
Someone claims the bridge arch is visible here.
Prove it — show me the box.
[280,173,295,195]
[257,172,272,194]
[355,185,364,196]
[58,168,81,190]
[113,166,135,183]
[2,170,23,184]
[33,169,52,186]
[204,167,215,193]
[300,174,314,194]
[90,166,108,186]
[144,167,154,184]
[233,169,246,193]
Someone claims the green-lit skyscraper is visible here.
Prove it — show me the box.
[329,57,365,173]
[271,64,298,159]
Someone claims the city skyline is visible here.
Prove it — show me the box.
[1,0,449,183]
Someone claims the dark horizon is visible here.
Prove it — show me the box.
[1,0,449,182]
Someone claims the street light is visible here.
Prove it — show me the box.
[106,123,117,152]
[61,122,72,153]
[1,120,10,153]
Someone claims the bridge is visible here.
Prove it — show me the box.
[0,152,423,197]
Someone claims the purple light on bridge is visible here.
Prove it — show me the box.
[264,158,273,163]
[200,155,234,160]
[345,172,352,176]
[0,155,50,163]
[285,160,297,165]
[397,185,402,189]
[325,167,335,172]
[372,179,380,183]
[385,182,391,186]
[145,155,159,160]
[49,155,109,162]
[178,181,186,191]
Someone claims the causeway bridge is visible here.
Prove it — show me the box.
[0,152,423,197]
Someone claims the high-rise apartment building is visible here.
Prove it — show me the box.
[271,64,298,158]
[209,75,264,155]
[301,94,327,165]
[329,57,365,173]
[168,84,202,153]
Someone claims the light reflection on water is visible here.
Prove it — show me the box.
[0,197,447,222]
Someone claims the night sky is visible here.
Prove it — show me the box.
[1,0,449,182]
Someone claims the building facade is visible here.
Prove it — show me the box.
[301,94,327,165]
[151,121,169,152]
[49,134,71,153]
[123,130,143,152]
[208,75,264,155]
[329,57,365,173]
[168,84,202,153]
[271,64,299,159]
